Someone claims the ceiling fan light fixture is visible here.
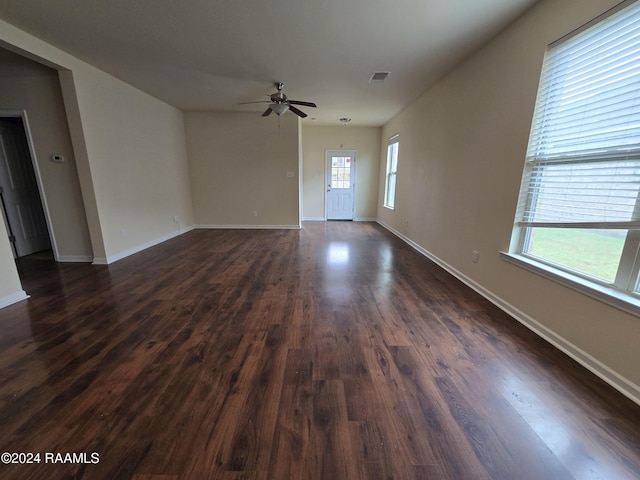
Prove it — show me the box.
[271,103,289,115]
[240,82,315,118]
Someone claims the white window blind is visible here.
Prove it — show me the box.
[517,1,640,230]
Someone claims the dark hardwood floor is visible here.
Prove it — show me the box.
[1,221,639,479]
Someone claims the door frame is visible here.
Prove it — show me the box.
[0,110,58,260]
[324,149,356,220]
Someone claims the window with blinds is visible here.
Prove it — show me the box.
[512,0,640,291]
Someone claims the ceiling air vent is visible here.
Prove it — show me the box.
[369,71,390,83]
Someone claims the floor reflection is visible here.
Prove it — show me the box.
[326,242,350,266]
[500,374,624,479]
[14,251,119,379]
[376,242,394,293]
[321,239,397,299]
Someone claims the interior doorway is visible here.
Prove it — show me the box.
[0,114,52,258]
[325,150,356,220]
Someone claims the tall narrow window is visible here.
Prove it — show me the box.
[509,0,640,303]
[384,134,399,209]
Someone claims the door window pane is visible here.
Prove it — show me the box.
[331,157,351,189]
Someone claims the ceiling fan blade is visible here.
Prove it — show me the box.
[238,100,270,105]
[288,100,317,108]
[287,104,307,118]
[262,107,273,117]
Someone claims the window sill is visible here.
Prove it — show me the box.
[500,252,640,317]
[383,205,395,211]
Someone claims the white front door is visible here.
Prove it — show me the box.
[326,150,355,220]
[0,118,51,257]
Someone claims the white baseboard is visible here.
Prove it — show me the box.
[197,224,301,230]
[301,217,377,222]
[0,290,29,309]
[376,219,640,406]
[57,255,93,263]
[97,225,196,265]
[94,223,302,265]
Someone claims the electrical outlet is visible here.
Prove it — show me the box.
[121,229,127,238]
[253,211,258,217]
[173,215,179,223]
[471,250,479,263]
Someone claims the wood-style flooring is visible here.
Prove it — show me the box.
[1,221,639,479]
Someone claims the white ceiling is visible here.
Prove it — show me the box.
[0,0,539,126]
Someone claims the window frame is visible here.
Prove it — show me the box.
[384,134,399,210]
[506,0,640,315]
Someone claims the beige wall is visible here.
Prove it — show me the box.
[378,0,640,398]
[0,51,93,261]
[302,126,381,220]
[71,66,194,262]
[0,224,24,306]
[0,18,194,271]
[185,112,300,228]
